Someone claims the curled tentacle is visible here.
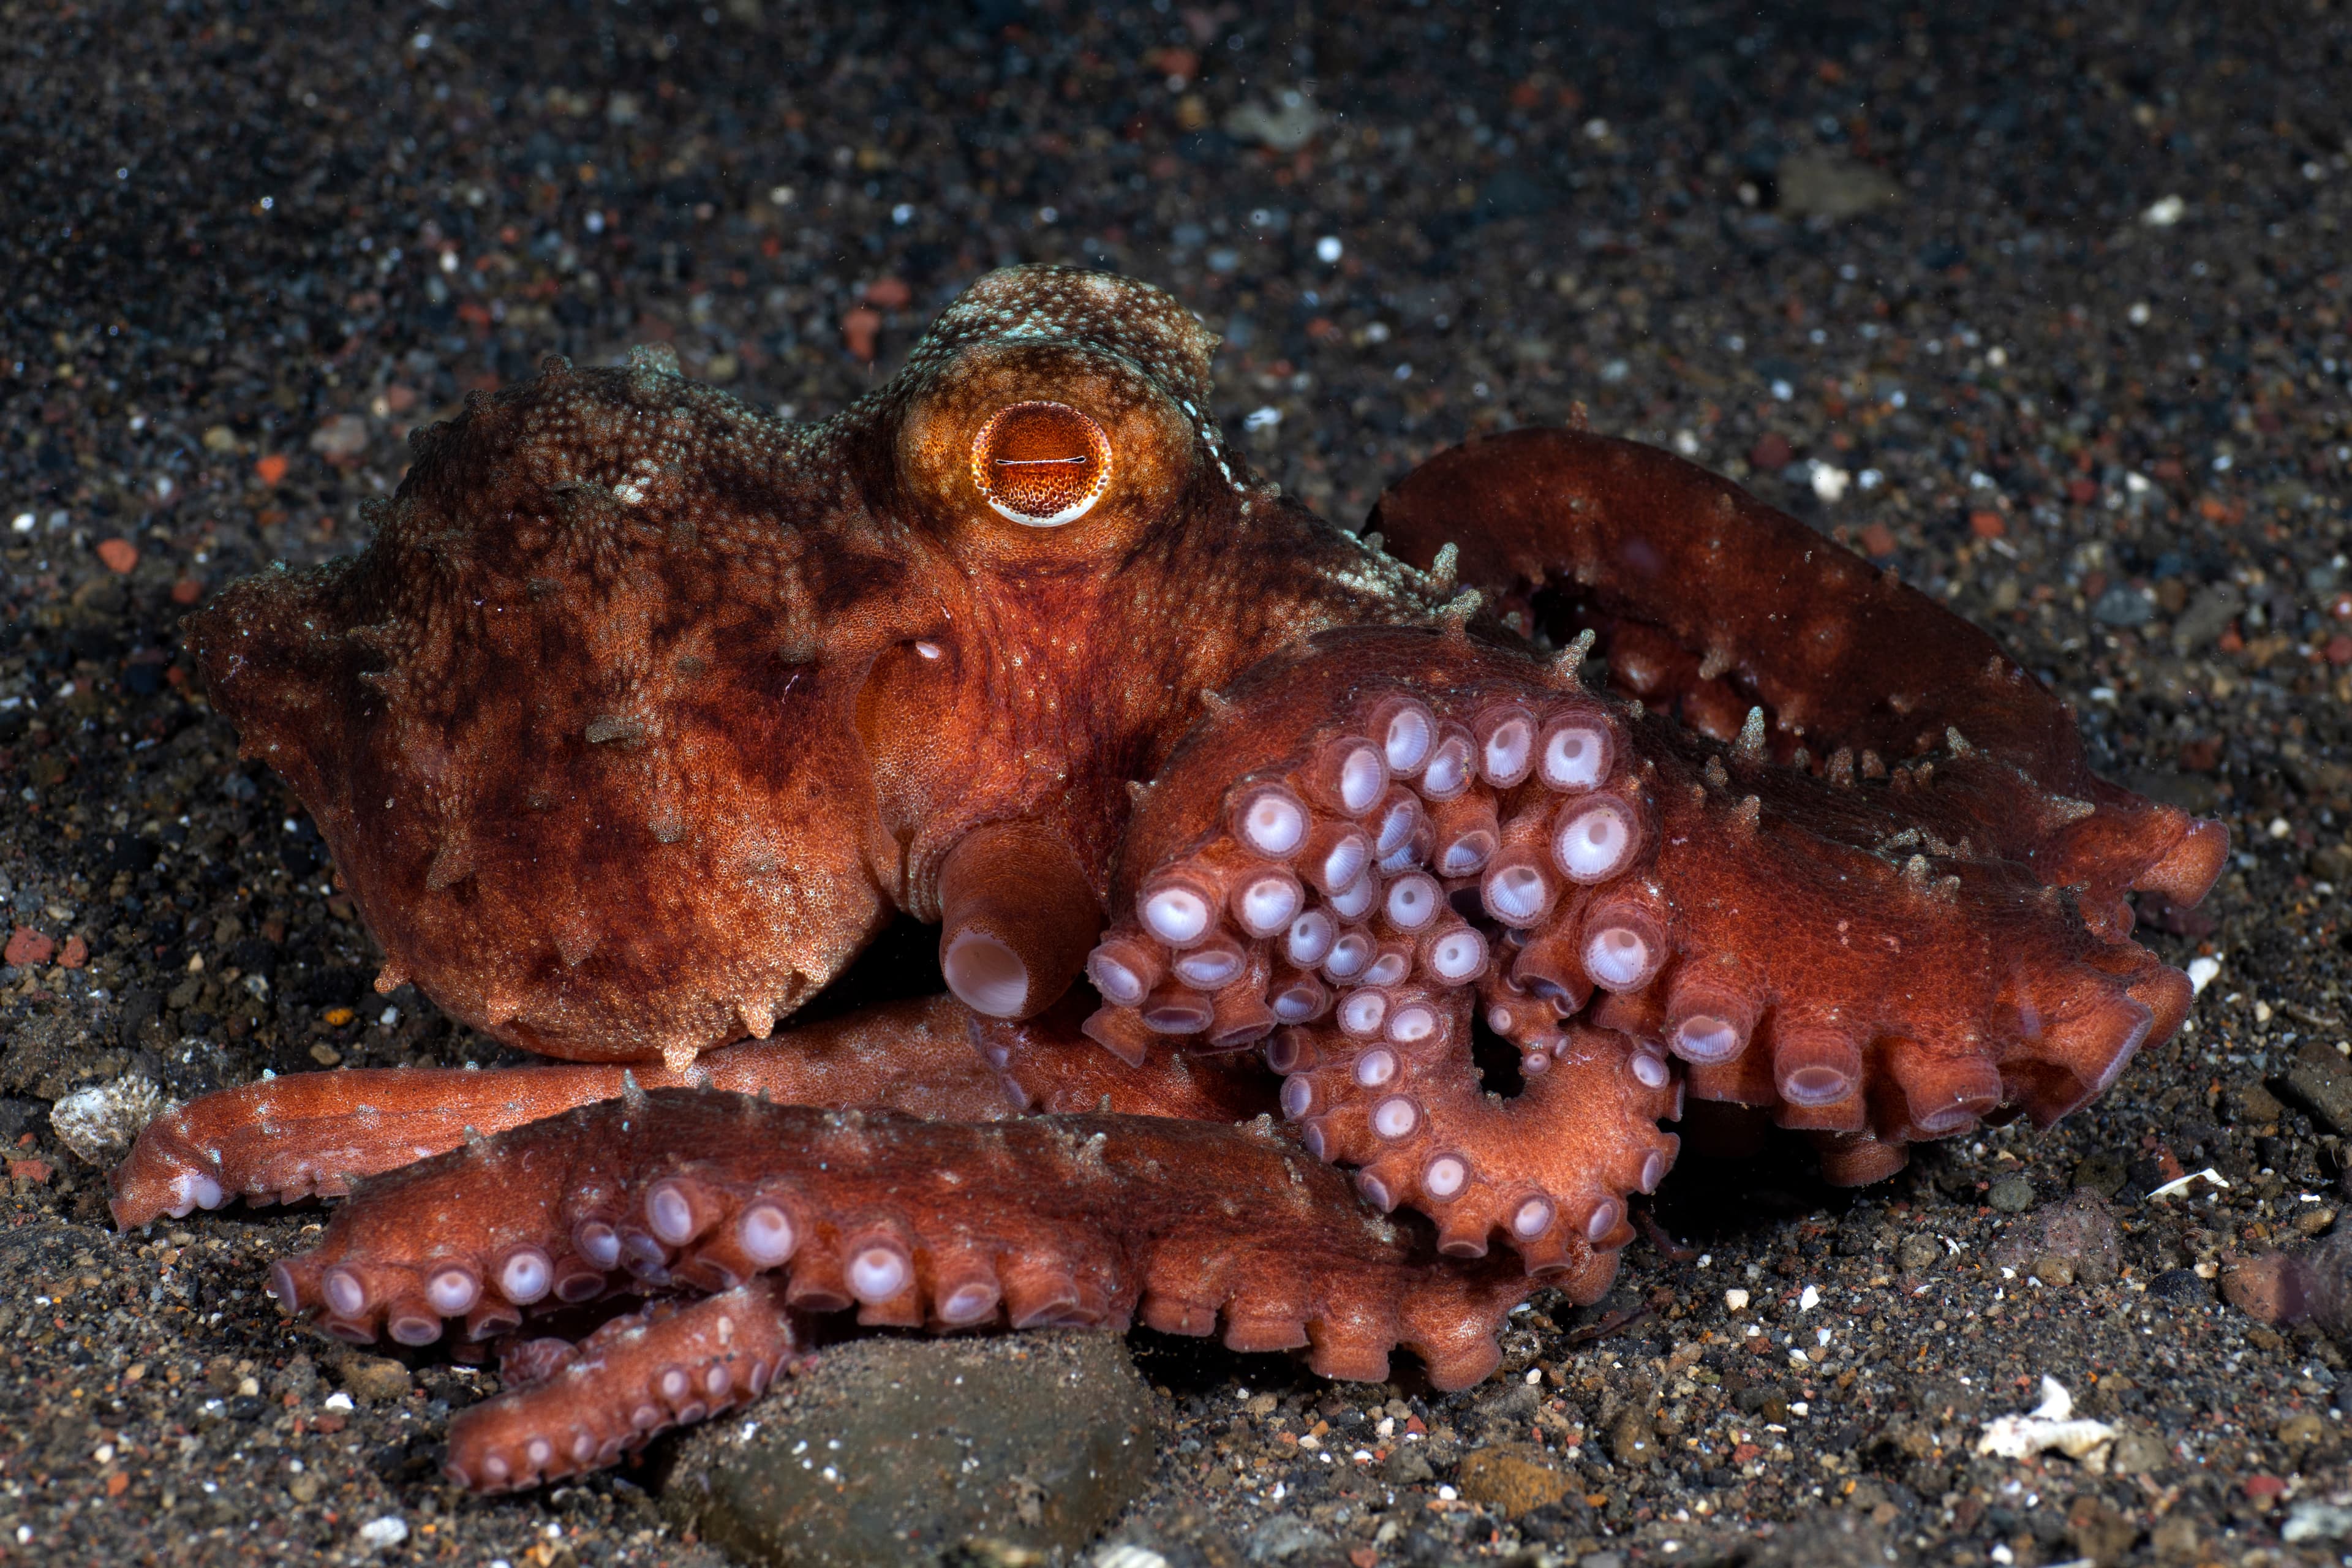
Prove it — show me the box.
[1090,625,2214,1220]
[447,1280,810,1492]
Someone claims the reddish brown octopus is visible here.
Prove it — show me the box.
[110,265,2226,1493]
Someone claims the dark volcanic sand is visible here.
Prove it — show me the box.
[3,2,2350,1564]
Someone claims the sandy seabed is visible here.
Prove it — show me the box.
[3,2,2350,1564]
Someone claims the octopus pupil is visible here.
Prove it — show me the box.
[971,400,1112,524]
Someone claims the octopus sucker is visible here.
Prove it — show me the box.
[121,264,2223,1490]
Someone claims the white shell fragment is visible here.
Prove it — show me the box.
[49,1076,173,1166]
[1975,1376,2115,1469]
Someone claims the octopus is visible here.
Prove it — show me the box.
[109,265,2226,1492]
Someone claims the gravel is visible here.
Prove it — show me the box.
[4,1,2351,1564]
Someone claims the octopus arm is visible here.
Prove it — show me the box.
[1366,428,2226,914]
[268,1090,1542,1490]
[111,995,1273,1228]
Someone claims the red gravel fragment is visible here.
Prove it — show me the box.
[842,305,883,362]
[4,927,55,967]
[2220,1253,2310,1325]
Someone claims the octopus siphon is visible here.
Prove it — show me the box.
[109,265,2225,1492]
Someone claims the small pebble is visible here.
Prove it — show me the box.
[2073,1152,2127,1199]
[331,1354,412,1406]
[1607,1408,1656,1466]
[1988,1175,2035,1213]
[356,1517,407,1550]
[2149,1267,2215,1303]
[1898,1234,1942,1272]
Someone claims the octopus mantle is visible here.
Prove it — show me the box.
[111,265,2223,1492]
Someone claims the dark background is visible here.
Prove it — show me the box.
[2,2,2350,1564]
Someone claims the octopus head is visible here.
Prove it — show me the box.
[182,266,1249,1065]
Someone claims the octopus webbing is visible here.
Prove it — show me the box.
[109,264,2225,1492]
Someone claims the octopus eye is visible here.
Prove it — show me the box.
[971,400,1114,526]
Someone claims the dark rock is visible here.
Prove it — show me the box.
[270,1353,320,1402]
[2232,1080,2286,1125]
[2074,1152,2127,1199]
[105,835,157,876]
[2149,1268,2213,1303]
[1474,1378,1542,1427]
[2279,1042,2352,1136]
[662,1332,1155,1567]
[1988,1175,2036,1213]
[1382,1444,1434,1485]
